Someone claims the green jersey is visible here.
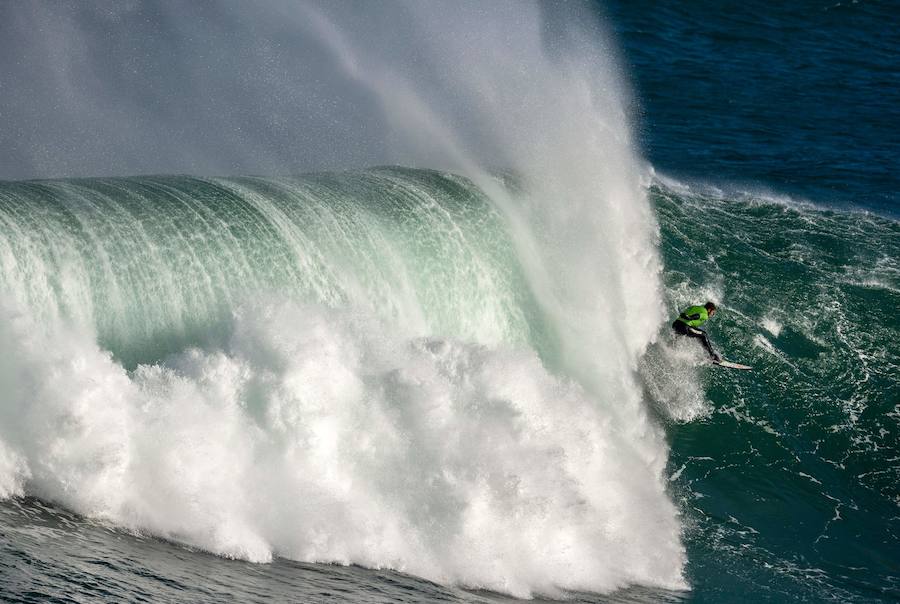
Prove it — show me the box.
[676,305,709,328]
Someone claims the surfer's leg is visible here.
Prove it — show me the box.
[687,327,717,359]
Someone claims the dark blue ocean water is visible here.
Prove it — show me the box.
[607,0,900,214]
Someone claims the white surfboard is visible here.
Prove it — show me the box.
[713,359,752,370]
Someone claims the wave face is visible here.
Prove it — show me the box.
[645,179,900,601]
[0,168,683,598]
[0,171,544,367]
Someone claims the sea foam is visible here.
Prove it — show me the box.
[0,298,686,597]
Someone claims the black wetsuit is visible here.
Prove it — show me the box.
[672,308,719,360]
[672,320,716,358]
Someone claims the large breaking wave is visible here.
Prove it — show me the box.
[0,166,684,597]
[0,0,690,597]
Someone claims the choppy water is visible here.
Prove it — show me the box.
[647,181,899,602]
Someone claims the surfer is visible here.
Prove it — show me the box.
[672,301,721,362]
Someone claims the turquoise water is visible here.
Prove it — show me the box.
[0,170,897,602]
[0,170,542,368]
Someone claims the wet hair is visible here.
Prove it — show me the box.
[705,301,717,311]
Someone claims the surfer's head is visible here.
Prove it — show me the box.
[705,301,717,316]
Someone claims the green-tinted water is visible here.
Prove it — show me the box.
[0,169,897,602]
[650,185,899,601]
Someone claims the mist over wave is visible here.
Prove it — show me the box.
[3,1,898,602]
[0,1,683,592]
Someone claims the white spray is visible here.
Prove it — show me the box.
[0,1,685,597]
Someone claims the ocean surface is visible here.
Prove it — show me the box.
[1,2,898,603]
[607,0,900,215]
